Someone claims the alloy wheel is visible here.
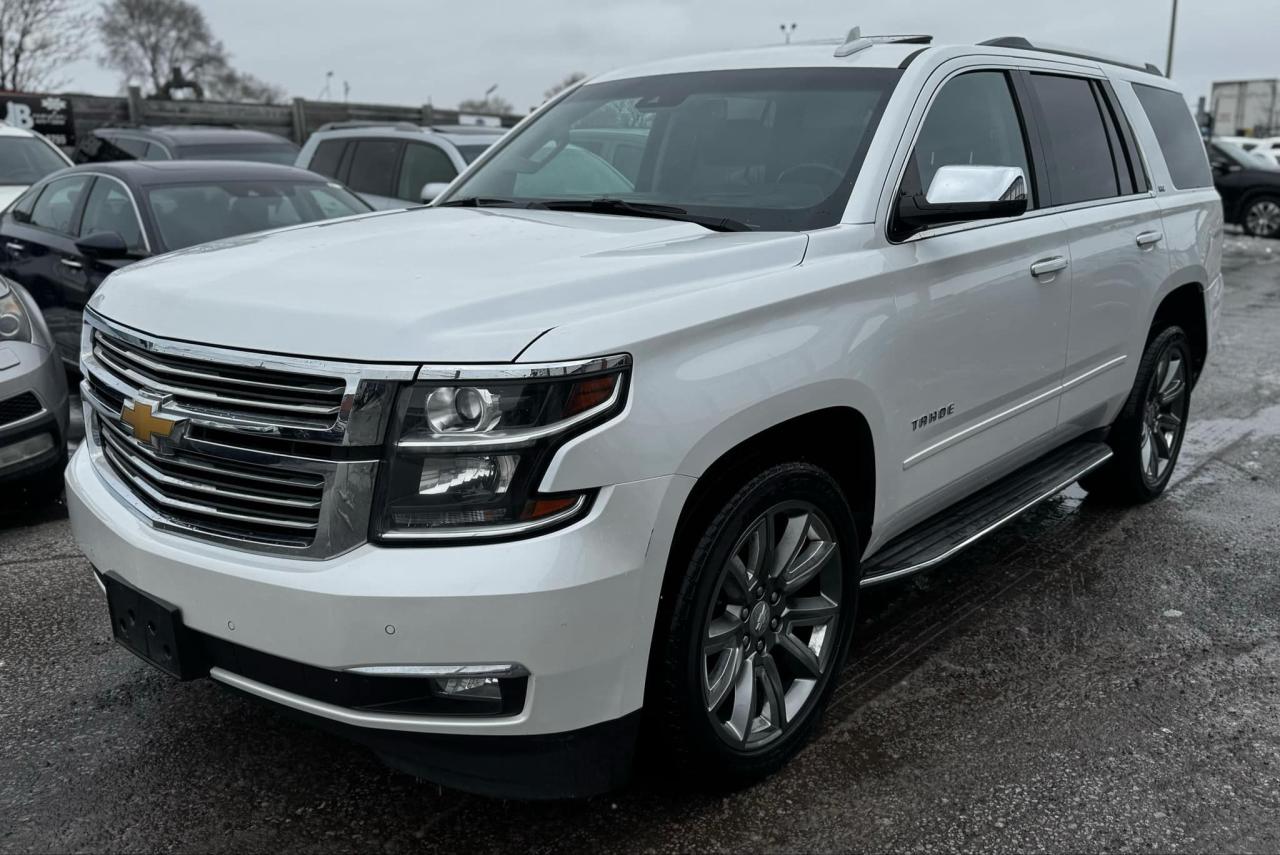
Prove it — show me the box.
[1246,199,1280,237]
[700,501,842,750]
[1139,342,1188,486]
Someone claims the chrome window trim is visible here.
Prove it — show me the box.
[78,172,153,254]
[879,57,1153,245]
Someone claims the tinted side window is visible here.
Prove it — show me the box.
[142,142,169,161]
[397,143,456,200]
[113,137,148,158]
[79,178,145,253]
[907,71,1032,201]
[29,175,90,234]
[346,139,402,197]
[1028,74,1120,205]
[1133,83,1213,190]
[10,186,41,222]
[308,139,347,178]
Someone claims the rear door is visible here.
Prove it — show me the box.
[1,173,91,364]
[1021,71,1168,432]
[341,137,404,209]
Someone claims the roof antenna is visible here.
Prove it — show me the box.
[834,26,871,58]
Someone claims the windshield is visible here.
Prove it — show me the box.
[456,143,494,163]
[0,137,68,185]
[146,180,370,251]
[176,143,300,165]
[444,68,901,231]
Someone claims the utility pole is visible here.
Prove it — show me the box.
[779,23,796,44]
[1166,0,1179,76]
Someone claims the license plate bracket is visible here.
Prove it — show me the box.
[103,572,206,680]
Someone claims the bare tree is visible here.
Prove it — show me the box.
[99,0,222,94]
[458,94,514,116]
[206,67,284,104]
[0,0,89,91]
[544,72,586,101]
[98,0,283,102]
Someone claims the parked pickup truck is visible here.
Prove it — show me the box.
[66,30,1223,799]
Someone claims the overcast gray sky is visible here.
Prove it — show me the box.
[61,0,1277,111]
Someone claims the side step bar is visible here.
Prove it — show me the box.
[860,440,1113,586]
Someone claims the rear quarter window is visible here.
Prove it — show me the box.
[1132,84,1212,190]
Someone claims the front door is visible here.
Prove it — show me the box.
[878,68,1072,520]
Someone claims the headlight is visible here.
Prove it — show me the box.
[0,280,33,344]
[372,354,630,542]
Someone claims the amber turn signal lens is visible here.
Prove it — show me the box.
[564,375,618,417]
[521,496,581,520]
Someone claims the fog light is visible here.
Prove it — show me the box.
[435,676,502,700]
[0,432,54,470]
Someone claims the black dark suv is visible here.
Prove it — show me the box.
[1208,139,1280,238]
[73,126,299,166]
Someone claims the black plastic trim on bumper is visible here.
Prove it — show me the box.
[0,412,64,486]
[244,688,642,800]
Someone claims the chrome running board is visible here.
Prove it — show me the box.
[860,440,1113,586]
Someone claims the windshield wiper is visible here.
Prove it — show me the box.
[531,198,753,232]
[436,197,522,208]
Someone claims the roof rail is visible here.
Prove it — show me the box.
[978,36,1164,76]
[834,26,932,58]
[315,120,421,133]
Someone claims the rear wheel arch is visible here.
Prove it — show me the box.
[1150,281,1208,385]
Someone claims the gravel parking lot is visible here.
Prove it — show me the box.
[2,237,1279,854]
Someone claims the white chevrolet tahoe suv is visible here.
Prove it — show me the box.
[67,32,1223,798]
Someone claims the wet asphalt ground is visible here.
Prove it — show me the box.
[3,238,1280,854]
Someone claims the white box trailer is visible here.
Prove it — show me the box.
[1211,79,1280,137]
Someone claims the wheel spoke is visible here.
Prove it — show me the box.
[1157,412,1182,435]
[722,555,753,605]
[782,539,837,593]
[760,654,787,732]
[1140,426,1155,473]
[1152,424,1172,459]
[769,512,810,580]
[1160,379,1185,406]
[775,629,823,679]
[705,645,743,712]
[727,652,757,744]
[706,613,742,653]
[785,594,839,625]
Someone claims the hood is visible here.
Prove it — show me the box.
[90,207,808,362]
[0,185,28,211]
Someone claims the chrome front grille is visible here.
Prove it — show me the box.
[90,328,346,428]
[80,312,417,558]
[98,416,324,547]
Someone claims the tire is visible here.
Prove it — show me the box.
[650,461,861,787]
[1242,195,1280,239]
[1080,326,1192,504]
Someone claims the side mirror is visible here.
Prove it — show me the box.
[895,165,1028,237]
[74,231,131,260]
[420,182,451,204]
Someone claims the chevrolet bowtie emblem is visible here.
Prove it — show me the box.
[121,398,180,443]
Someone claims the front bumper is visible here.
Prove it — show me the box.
[67,445,692,777]
[0,341,68,485]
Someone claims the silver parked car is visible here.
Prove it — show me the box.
[295,122,505,208]
[0,277,68,507]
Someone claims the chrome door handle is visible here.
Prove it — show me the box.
[1030,256,1068,278]
[59,257,83,270]
[5,241,24,252]
[1136,231,1164,247]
